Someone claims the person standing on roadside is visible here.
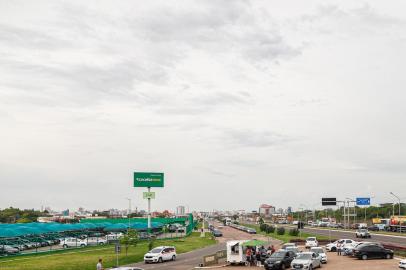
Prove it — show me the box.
[337,243,342,256]
[246,247,252,265]
[96,258,103,270]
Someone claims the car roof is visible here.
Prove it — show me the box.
[301,251,315,254]
[310,247,324,250]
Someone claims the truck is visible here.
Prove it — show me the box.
[225,218,232,226]
[389,216,406,232]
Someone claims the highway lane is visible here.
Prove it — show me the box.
[295,226,406,248]
[126,242,225,270]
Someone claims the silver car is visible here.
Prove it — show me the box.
[291,252,321,269]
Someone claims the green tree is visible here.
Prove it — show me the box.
[119,229,138,256]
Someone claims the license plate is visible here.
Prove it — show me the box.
[294,266,301,269]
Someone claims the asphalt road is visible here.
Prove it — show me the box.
[126,242,224,270]
[125,223,281,270]
[294,226,406,248]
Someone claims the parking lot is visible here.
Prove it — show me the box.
[224,251,400,270]
[216,225,402,270]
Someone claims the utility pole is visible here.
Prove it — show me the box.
[126,198,131,233]
[147,187,151,231]
[390,192,402,233]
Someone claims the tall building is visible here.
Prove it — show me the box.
[259,204,276,217]
[176,206,186,215]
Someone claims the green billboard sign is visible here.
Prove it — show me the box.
[134,172,164,187]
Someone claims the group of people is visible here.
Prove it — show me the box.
[245,245,276,266]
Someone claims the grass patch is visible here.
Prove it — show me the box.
[242,224,331,243]
[0,232,216,270]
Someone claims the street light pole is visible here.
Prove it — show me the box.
[390,192,402,233]
[126,198,131,233]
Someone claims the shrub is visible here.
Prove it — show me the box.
[289,228,299,236]
[260,223,268,232]
[266,225,275,234]
[276,227,285,235]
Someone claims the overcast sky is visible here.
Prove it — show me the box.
[1,0,406,213]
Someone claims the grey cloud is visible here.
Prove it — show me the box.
[298,4,404,35]
[345,159,406,174]
[156,91,252,115]
[0,0,300,111]
[223,129,292,148]
[0,24,72,50]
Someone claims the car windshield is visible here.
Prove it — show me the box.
[307,238,316,241]
[150,248,163,253]
[296,253,312,260]
[271,251,286,258]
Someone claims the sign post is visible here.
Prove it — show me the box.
[356,197,371,222]
[134,172,164,232]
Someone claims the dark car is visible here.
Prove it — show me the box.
[264,250,295,270]
[353,244,393,260]
[212,230,222,237]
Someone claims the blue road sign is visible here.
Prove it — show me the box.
[356,197,371,206]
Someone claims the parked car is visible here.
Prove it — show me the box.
[399,259,406,269]
[0,245,19,255]
[281,243,296,249]
[87,237,107,245]
[144,246,176,263]
[305,237,318,249]
[325,239,357,252]
[212,229,223,237]
[310,247,327,264]
[356,229,371,238]
[368,224,387,231]
[291,252,321,269]
[285,246,300,256]
[176,227,186,233]
[59,238,87,248]
[353,243,393,260]
[246,228,257,234]
[264,250,296,270]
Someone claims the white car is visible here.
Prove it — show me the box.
[310,247,327,263]
[305,237,318,249]
[291,252,321,269]
[355,229,371,238]
[59,238,87,248]
[144,246,176,263]
[325,239,357,252]
[106,232,124,241]
[399,259,406,269]
[87,237,107,245]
